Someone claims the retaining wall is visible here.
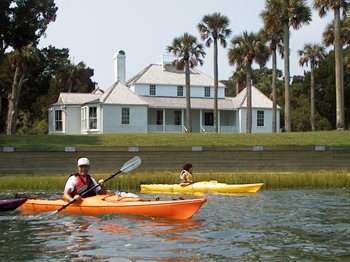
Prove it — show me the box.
[1,146,350,174]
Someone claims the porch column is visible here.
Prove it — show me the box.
[182,109,185,133]
[218,110,221,133]
[163,109,165,133]
[200,110,203,133]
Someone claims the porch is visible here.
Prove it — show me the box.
[147,108,237,133]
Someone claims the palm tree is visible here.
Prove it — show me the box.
[313,0,349,130]
[260,5,285,133]
[232,65,246,96]
[167,33,205,133]
[198,13,232,133]
[262,0,311,132]
[322,18,350,47]
[228,31,269,133]
[298,43,326,131]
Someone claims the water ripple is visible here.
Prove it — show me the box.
[0,189,349,261]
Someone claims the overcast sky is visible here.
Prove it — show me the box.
[39,0,333,90]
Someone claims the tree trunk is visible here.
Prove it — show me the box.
[6,65,25,135]
[310,66,315,131]
[272,48,277,133]
[334,8,345,130]
[213,39,219,133]
[185,61,192,132]
[246,63,252,133]
[235,80,241,96]
[283,22,291,132]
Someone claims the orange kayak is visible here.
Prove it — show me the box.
[18,194,207,220]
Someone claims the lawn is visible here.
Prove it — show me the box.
[1,131,350,148]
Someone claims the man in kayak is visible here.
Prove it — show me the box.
[179,163,194,186]
[63,157,106,202]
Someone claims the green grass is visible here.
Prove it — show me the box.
[1,132,349,191]
[1,131,350,148]
[1,171,349,191]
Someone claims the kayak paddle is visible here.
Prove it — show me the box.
[51,156,142,215]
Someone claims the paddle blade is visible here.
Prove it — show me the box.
[120,156,142,173]
[48,210,58,216]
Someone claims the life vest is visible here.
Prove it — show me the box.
[68,173,97,198]
[179,170,193,182]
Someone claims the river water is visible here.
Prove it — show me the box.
[1,189,349,261]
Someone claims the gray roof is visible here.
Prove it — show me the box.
[141,96,235,110]
[55,93,101,105]
[233,86,281,109]
[100,82,147,105]
[54,82,147,106]
[127,64,226,88]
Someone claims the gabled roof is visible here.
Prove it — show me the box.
[126,64,226,88]
[99,82,147,105]
[54,93,101,105]
[54,82,147,106]
[233,86,281,109]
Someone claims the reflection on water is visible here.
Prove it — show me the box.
[0,189,350,261]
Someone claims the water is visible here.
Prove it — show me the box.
[1,189,350,261]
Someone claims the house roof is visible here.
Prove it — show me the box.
[54,82,147,106]
[233,85,281,109]
[126,64,226,88]
[54,93,101,105]
[141,96,235,110]
[100,82,147,105]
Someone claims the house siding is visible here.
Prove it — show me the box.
[103,105,148,133]
[132,84,225,99]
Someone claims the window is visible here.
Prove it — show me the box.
[177,86,183,96]
[204,86,210,97]
[204,112,213,126]
[81,107,87,130]
[174,111,181,125]
[55,110,63,131]
[157,110,163,125]
[150,85,156,96]
[122,107,130,124]
[89,107,97,129]
[257,110,264,127]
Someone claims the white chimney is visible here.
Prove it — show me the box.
[113,50,126,83]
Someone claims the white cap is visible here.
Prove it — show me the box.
[77,157,90,166]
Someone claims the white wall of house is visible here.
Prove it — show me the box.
[48,105,81,135]
[67,106,82,134]
[102,104,148,133]
[131,84,225,98]
[190,86,225,98]
[237,108,280,133]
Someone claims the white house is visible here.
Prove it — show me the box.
[48,50,281,134]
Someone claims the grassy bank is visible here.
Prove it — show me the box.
[1,171,349,192]
[1,131,350,148]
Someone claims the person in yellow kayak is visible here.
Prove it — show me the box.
[63,157,106,202]
[179,163,194,186]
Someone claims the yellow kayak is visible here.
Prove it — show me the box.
[140,181,264,194]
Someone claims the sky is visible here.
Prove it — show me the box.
[38,0,333,90]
